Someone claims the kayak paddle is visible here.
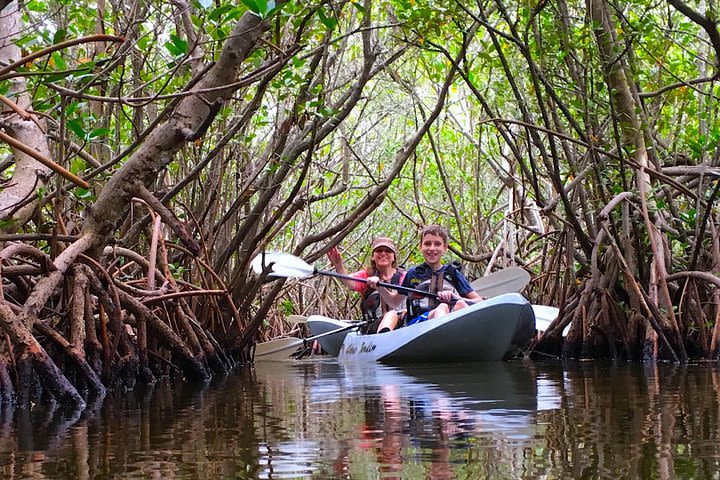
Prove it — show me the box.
[470,267,531,297]
[254,319,369,361]
[532,305,570,336]
[252,251,531,299]
[287,314,308,324]
[466,271,568,336]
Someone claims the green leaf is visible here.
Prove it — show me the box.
[67,119,86,139]
[242,0,267,16]
[138,35,150,50]
[89,127,111,139]
[280,299,295,315]
[165,34,188,57]
[169,263,187,279]
[211,28,228,41]
[172,34,188,54]
[0,219,17,230]
[317,8,338,30]
[351,1,366,13]
[73,187,95,201]
[51,51,67,71]
[70,158,86,174]
[209,5,234,21]
[164,41,178,56]
[53,29,67,44]
[26,0,47,12]
[34,100,51,112]
[45,72,73,83]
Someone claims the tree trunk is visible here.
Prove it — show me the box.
[588,0,686,361]
[0,2,52,224]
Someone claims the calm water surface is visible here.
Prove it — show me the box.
[1,360,719,479]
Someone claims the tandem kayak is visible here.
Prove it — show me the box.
[307,292,535,362]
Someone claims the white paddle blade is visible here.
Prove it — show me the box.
[471,267,531,298]
[287,315,308,324]
[251,251,315,278]
[532,305,569,336]
[254,337,303,361]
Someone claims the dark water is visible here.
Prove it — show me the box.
[1,360,720,479]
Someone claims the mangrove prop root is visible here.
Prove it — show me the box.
[0,233,241,409]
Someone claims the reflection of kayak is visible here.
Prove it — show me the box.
[253,360,560,423]
[342,361,539,412]
[308,293,534,362]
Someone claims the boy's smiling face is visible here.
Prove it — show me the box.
[420,233,447,269]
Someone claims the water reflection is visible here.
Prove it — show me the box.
[254,360,561,479]
[0,362,720,478]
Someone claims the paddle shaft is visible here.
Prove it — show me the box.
[303,319,370,345]
[317,268,439,299]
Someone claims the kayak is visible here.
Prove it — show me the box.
[307,292,535,362]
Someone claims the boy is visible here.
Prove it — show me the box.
[401,225,481,324]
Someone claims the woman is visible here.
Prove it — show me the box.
[327,237,405,333]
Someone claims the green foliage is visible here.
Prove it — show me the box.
[6,0,719,330]
[169,263,188,279]
[280,299,295,315]
[72,188,95,202]
[317,7,338,30]
[165,34,189,57]
[392,0,460,40]
[52,29,67,44]
[0,219,17,230]
[242,0,277,18]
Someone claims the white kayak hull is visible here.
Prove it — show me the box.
[332,293,534,362]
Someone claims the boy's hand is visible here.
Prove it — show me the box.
[437,290,455,303]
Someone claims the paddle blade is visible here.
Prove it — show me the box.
[471,267,531,297]
[251,251,315,278]
[532,305,569,336]
[287,314,308,324]
[254,337,303,361]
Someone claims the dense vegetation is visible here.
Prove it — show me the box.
[0,0,718,408]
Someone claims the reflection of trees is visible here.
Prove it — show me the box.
[0,370,275,478]
[514,363,720,479]
[1,362,720,477]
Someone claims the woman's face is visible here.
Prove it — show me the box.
[373,246,395,268]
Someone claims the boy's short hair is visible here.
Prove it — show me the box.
[420,224,448,244]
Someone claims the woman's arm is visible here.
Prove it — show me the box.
[327,247,365,291]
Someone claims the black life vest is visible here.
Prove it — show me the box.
[407,264,460,317]
[360,268,405,322]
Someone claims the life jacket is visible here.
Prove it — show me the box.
[407,264,460,318]
[360,268,405,322]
